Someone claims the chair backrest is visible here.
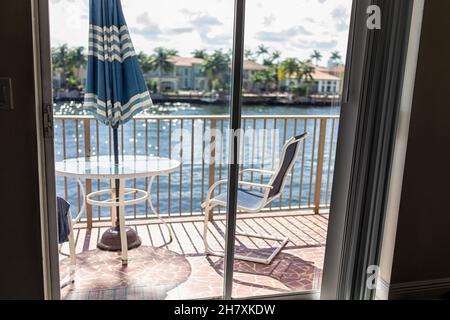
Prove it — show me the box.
[266,133,308,200]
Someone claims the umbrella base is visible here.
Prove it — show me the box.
[97,227,141,252]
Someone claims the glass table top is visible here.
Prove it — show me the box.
[55,155,181,179]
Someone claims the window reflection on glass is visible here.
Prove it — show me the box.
[233,0,352,298]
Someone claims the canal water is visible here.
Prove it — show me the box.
[54,102,341,219]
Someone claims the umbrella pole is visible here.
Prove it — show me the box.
[113,127,120,229]
[98,127,141,253]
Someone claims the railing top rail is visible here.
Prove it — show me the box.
[54,114,341,121]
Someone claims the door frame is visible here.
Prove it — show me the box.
[33,0,419,301]
[32,0,60,300]
[321,0,418,299]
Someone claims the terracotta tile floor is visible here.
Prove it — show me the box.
[60,211,328,300]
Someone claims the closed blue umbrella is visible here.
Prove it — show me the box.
[84,0,151,251]
[85,0,151,125]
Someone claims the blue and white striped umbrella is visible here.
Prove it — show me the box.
[84,0,151,127]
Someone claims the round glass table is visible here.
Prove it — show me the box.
[55,155,181,264]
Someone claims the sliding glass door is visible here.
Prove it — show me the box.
[45,0,353,300]
[227,0,352,299]
[50,0,237,300]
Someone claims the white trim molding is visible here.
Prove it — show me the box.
[377,0,425,298]
[389,278,450,300]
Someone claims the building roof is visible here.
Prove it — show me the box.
[168,56,266,71]
[168,56,205,67]
[328,65,345,75]
[243,60,267,71]
[287,67,341,81]
[312,69,341,81]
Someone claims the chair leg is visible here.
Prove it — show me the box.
[207,206,214,222]
[68,215,76,283]
[203,205,212,254]
[203,205,289,265]
[61,209,76,288]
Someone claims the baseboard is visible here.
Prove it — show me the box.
[388,277,450,300]
[375,276,391,300]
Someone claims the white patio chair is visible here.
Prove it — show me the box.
[58,198,83,288]
[202,133,308,265]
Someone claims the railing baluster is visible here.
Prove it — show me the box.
[96,120,100,221]
[156,119,160,214]
[250,118,257,190]
[314,119,327,214]
[270,119,278,210]
[207,119,216,221]
[133,119,137,219]
[121,125,124,157]
[201,120,206,204]
[145,119,149,218]
[76,120,80,212]
[289,119,298,209]
[62,120,68,201]
[240,119,247,181]
[83,119,92,229]
[279,118,288,209]
[168,120,172,217]
[325,119,336,206]
[299,119,307,208]
[179,119,184,216]
[260,119,267,193]
[218,120,224,214]
[308,119,317,208]
[190,119,195,215]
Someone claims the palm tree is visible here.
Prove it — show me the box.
[280,57,299,86]
[266,50,282,91]
[201,49,231,91]
[245,49,256,61]
[137,52,153,74]
[311,50,322,66]
[192,49,208,59]
[52,45,87,90]
[251,70,275,92]
[52,44,69,70]
[330,51,342,66]
[68,47,87,79]
[149,47,176,92]
[297,60,315,96]
[256,44,270,62]
[271,50,281,63]
[52,45,70,88]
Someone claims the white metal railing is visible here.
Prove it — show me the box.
[53,114,339,227]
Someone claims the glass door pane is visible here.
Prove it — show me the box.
[231,0,352,299]
[50,0,235,300]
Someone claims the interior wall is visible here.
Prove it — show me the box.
[0,1,45,299]
[387,0,450,299]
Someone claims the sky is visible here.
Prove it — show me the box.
[49,0,352,65]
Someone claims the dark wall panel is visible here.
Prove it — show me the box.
[391,0,450,286]
[0,1,45,299]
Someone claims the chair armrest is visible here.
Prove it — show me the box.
[240,169,275,176]
[238,181,273,189]
[72,208,83,225]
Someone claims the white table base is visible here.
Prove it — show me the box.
[86,177,173,265]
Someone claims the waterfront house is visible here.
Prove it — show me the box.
[144,56,267,93]
[144,56,210,92]
[243,60,268,92]
[280,66,342,95]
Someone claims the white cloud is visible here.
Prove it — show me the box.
[49,0,352,62]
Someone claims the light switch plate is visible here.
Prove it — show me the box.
[0,78,13,111]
